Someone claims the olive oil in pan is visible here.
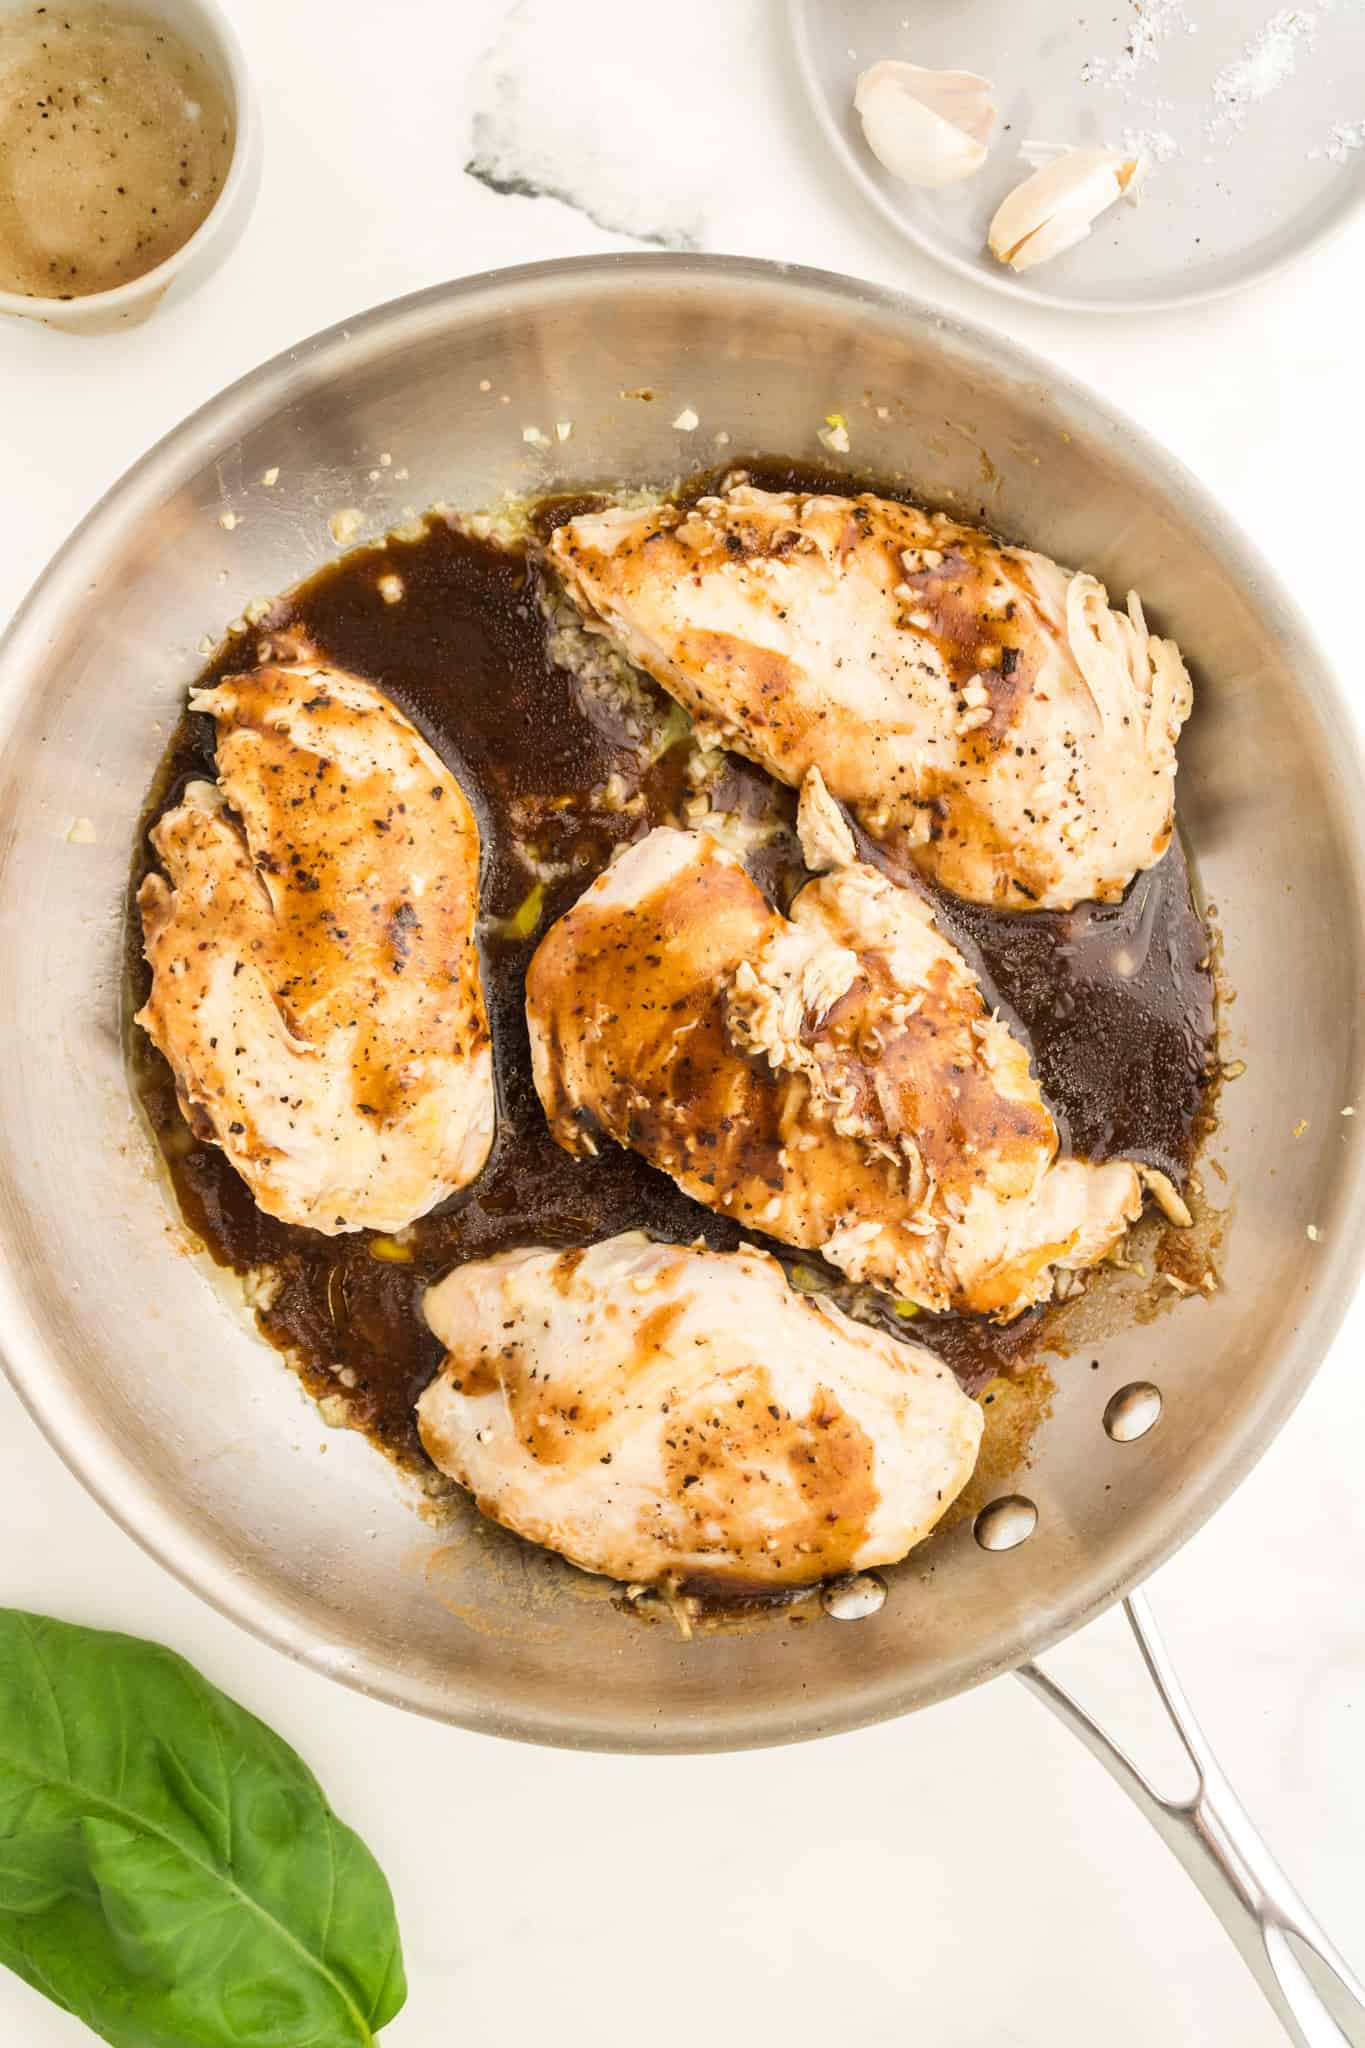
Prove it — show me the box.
[128,486,1217,1478]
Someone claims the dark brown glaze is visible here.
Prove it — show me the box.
[942,842,1214,1179]
[526,840,790,1178]
[129,475,1217,1477]
[135,650,493,1232]
[810,910,1054,1204]
[657,459,1188,908]
[413,1236,958,1591]
[659,1370,880,1584]
[525,833,1105,1320]
[674,462,1215,1179]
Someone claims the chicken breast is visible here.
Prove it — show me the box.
[418,1233,982,1589]
[549,483,1192,910]
[525,817,1141,1318]
[136,641,495,1233]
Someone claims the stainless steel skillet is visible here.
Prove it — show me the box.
[0,255,1362,2038]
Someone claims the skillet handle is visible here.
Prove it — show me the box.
[1016,1591,1365,2048]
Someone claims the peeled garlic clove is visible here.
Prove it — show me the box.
[988,148,1145,272]
[854,60,997,190]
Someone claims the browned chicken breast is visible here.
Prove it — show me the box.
[525,813,1141,1319]
[549,483,1192,910]
[418,1233,982,1589]
[137,642,495,1233]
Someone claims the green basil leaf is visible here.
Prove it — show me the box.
[0,1610,406,2047]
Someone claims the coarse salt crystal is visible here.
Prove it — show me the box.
[1309,118,1365,162]
[1121,125,1180,164]
[1210,9,1319,139]
[1081,0,1189,90]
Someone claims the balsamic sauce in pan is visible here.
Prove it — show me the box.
[127,463,1217,1477]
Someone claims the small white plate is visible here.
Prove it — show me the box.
[790,0,1365,311]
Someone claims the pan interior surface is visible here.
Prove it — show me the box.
[0,256,1361,1751]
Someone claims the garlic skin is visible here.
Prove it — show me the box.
[854,60,997,191]
[988,148,1146,273]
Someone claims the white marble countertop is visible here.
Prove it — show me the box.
[2,4,1363,2042]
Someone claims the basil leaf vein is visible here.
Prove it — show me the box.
[0,1611,407,2048]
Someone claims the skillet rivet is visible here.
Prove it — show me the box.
[974,1495,1037,1551]
[1104,1381,1163,1443]
[822,1571,887,1620]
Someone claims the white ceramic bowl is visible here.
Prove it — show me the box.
[0,0,260,334]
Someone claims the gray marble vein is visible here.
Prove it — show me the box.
[464,139,698,251]
[462,2,706,252]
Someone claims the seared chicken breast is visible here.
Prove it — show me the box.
[419,1233,982,1589]
[526,813,1141,1318]
[549,483,1192,910]
[137,642,494,1233]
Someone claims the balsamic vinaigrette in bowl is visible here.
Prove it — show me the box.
[126,463,1218,1533]
[0,3,233,298]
